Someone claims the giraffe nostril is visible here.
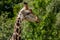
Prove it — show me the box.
[36,20,39,23]
[36,19,40,23]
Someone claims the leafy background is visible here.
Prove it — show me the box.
[0,0,60,40]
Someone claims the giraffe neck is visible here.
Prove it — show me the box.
[15,17,22,40]
[10,17,23,40]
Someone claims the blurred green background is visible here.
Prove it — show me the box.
[0,0,60,40]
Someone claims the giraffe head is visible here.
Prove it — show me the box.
[21,9,39,23]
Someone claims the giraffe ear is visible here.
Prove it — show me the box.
[29,9,32,13]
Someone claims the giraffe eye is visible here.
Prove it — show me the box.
[26,13,30,15]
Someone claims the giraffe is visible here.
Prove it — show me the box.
[10,2,39,40]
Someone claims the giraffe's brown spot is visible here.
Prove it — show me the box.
[19,29,21,34]
[16,28,19,33]
[19,36,21,40]
[16,22,20,26]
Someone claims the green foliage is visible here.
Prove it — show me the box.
[0,12,15,40]
[0,0,60,40]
